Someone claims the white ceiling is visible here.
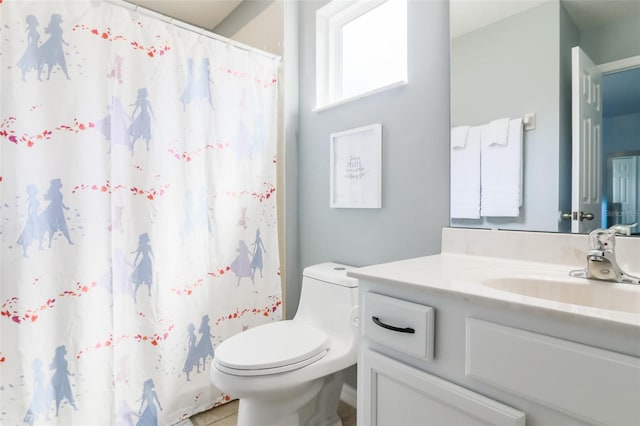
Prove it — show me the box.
[125,0,244,31]
[562,0,640,31]
[451,0,640,38]
[450,0,546,39]
[125,1,640,39]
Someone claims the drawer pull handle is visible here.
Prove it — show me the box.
[372,316,415,334]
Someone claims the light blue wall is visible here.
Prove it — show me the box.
[297,0,451,387]
[296,0,450,300]
[604,113,640,155]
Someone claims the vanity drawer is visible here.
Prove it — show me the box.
[362,291,435,360]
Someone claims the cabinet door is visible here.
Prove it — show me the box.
[359,349,525,426]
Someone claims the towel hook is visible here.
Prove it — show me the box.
[523,112,536,130]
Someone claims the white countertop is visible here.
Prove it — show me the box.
[349,253,640,329]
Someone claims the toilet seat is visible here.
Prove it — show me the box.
[214,321,329,376]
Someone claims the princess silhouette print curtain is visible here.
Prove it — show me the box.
[0,1,281,424]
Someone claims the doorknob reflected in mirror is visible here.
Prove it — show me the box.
[560,212,572,220]
[560,211,595,221]
[580,212,595,221]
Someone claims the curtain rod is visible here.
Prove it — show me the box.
[104,0,281,61]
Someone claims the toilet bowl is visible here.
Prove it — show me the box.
[210,263,359,426]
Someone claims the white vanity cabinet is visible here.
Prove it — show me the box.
[352,255,640,426]
[358,288,525,426]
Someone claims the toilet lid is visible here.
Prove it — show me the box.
[214,321,329,375]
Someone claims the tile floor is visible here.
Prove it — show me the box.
[190,399,357,426]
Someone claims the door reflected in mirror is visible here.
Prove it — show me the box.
[607,152,640,234]
[450,0,640,234]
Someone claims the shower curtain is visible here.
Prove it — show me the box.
[0,1,281,424]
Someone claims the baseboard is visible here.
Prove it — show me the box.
[340,383,357,408]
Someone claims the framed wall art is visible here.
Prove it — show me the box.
[329,124,382,208]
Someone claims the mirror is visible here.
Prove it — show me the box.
[449,0,640,234]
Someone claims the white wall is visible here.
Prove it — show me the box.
[216,1,284,57]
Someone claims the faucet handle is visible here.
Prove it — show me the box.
[608,223,637,236]
[588,228,616,252]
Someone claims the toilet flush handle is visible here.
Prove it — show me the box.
[349,305,359,329]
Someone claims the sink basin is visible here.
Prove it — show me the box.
[482,277,640,314]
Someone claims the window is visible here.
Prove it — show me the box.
[316,0,407,110]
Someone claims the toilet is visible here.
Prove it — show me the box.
[210,263,359,426]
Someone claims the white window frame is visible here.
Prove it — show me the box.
[315,0,407,111]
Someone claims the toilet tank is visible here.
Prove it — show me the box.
[294,263,359,335]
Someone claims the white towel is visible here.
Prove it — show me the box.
[480,118,523,217]
[451,125,481,219]
[481,117,510,146]
[451,125,470,148]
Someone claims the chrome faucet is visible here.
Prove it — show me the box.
[570,224,640,285]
